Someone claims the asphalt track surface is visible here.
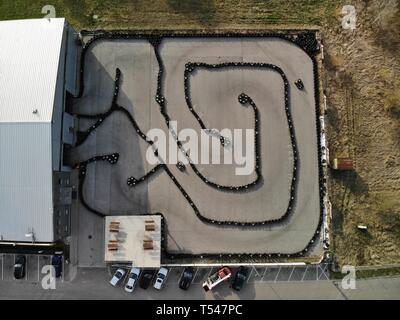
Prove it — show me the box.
[70,35,322,262]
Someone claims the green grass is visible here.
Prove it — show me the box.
[0,0,341,30]
[331,266,400,280]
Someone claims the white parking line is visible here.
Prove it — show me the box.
[274,267,281,282]
[192,268,199,283]
[25,255,28,281]
[301,265,309,282]
[13,254,15,280]
[288,266,295,281]
[62,257,65,283]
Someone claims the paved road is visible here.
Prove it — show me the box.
[0,266,399,300]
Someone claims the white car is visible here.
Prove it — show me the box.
[153,267,168,290]
[125,267,141,293]
[109,268,126,286]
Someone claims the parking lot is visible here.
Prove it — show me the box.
[0,252,329,285]
[0,254,72,283]
[2,262,400,300]
[106,264,330,286]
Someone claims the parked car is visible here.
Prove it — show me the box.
[139,269,156,289]
[14,255,26,280]
[231,266,249,291]
[179,267,195,290]
[295,79,304,90]
[125,267,141,293]
[109,268,126,286]
[51,255,63,278]
[176,161,186,172]
[153,267,169,290]
[202,266,232,291]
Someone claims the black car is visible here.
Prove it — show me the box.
[179,267,195,290]
[14,255,26,279]
[176,161,186,172]
[231,266,249,291]
[294,79,304,90]
[51,255,63,278]
[139,269,156,289]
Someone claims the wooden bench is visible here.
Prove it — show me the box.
[143,239,154,250]
[107,243,118,251]
[145,224,156,231]
[143,243,153,250]
[109,221,120,233]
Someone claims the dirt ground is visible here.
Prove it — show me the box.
[322,0,400,266]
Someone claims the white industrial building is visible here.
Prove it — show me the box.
[0,18,80,246]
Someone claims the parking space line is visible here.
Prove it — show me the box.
[262,267,270,281]
[192,268,199,282]
[260,267,268,281]
[25,255,28,281]
[274,267,280,282]
[301,265,308,282]
[247,266,258,283]
[318,263,329,280]
[62,257,64,283]
[288,266,295,281]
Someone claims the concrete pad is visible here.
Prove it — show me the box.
[104,215,161,268]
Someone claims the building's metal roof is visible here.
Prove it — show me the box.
[0,123,54,242]
[0,18,65,123]
[0,18,66,242]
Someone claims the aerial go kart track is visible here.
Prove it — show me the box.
[71,31,325,263]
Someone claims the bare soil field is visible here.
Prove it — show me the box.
[322,0,400,266]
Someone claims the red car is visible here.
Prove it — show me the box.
[202,266,232,291]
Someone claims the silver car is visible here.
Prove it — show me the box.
[109,268,126,286]
[125,267,141,293]
[153,267,168,290]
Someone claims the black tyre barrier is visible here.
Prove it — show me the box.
[181,62,298,195]
[150,41,299,223]
[74,32,325,261]
[76,68,295,226]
